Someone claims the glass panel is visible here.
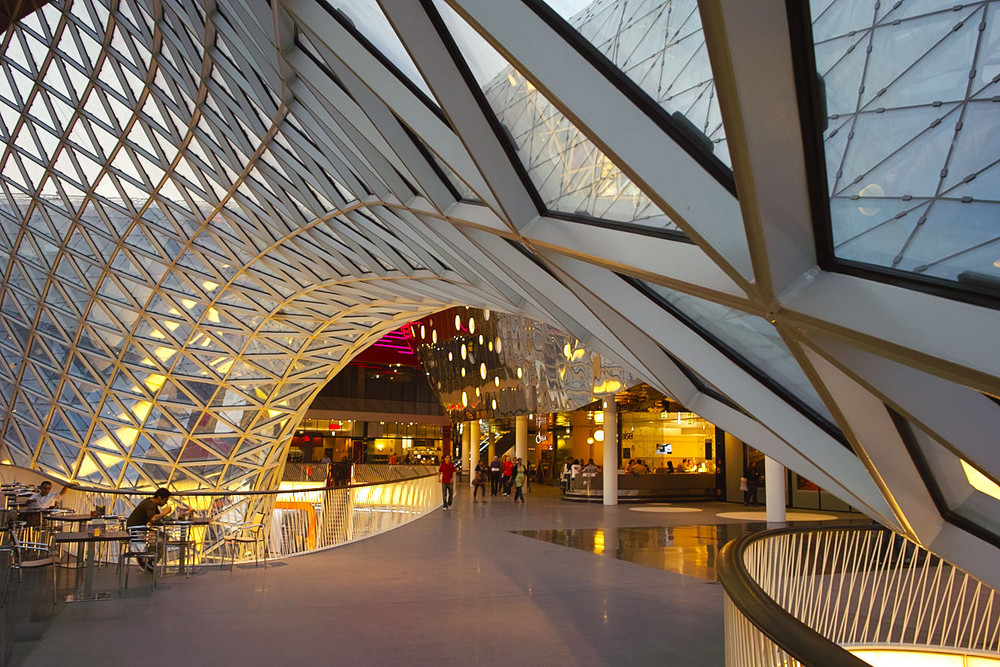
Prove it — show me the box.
[814,0,1000,283]
[434,0,679,231]
[910,418,1000,540]
[319,0,437,102]
[644,282,837,425]
[540,0,730,166]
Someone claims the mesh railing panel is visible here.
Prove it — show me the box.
[52,468,439,566]
[723,526,1000,666]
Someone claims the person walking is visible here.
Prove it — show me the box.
[513,458,526,503]
[439,455,456,510]
[489,455,502,496]
[473,460,488,503]
[743,465,760,506]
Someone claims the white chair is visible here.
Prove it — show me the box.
[119,526,159,591]
[222,516,267,571]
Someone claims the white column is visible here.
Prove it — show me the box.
[461,422,471,481]
[469,419,480,484]
[603,399,618,506]
[765,457,786,523]
[487,423,495,461]
[515,415,528,463]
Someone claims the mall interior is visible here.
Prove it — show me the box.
[0,0,998,664]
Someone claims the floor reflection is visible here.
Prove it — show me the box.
[516,523,763,581]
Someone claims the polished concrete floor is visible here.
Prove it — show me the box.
[9,486,867,666]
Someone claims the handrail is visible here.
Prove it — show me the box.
[0,462,437,497]
[718,523,1000,666]
[4,463,441,567]
[717,524,871,666]
[65,471,438,497]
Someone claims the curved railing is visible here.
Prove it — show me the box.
[719,524,1000,666]
[2,463,439,566]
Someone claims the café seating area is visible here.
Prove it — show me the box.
[0,480,215,607]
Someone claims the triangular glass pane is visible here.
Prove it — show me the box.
[538,0,730,166]
[815,0,1000,285]
[318,1,439,105]
[435,1,679,232]
[643,280,837,426]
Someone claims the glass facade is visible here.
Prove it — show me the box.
[813,0,1000,283]
[434,0,679,230]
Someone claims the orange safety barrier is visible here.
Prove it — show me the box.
[273,501,317,551]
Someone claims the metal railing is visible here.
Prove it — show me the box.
[7,464,439,568]
[719,525,1000,666]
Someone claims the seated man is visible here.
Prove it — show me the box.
[126,488,172,572]
[23,480,69,510]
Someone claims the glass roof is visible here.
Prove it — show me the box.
[814,0,1000,283]
[906,415,1000,542]
[541,0,731,166]
[643,281,838,426]
[434,0,679,231]
[320,0,439,104]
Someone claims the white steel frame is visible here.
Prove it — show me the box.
[0,0,997,589]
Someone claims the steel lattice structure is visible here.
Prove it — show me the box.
[1,0,999,587]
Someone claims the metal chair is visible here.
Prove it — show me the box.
[222,518,266,571]
[119,526,159,591]
[1,526,58,605]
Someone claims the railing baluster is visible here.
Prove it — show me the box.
[720,525,1000,667]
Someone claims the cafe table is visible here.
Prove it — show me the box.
[53,530,130,602]
[47,512,98,526]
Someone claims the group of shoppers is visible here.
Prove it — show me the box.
[560,458,600,489]
[438,454,529,508]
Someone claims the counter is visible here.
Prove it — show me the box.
[564,471,718,502]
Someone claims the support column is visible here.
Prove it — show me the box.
[487,423,495,461]
[469,419,480,484]
[515,415,528,462]
[461,422,471,481]
[603,399,618,506]
[765,457,786,523]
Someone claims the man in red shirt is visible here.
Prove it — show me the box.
[501,455,514,496]
[438,455,456,510]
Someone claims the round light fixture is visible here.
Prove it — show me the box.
[491,399,497,410]
[494,376,500,387]
[480,363,487,380]
[420,325,426,339]
[469,318,475,334]
[496,338,502,353]
[517,368,523,379]
[432,330,437,344]
[461,368,466,377]
[484,309,490,320]
[455,315,461,330]
[461,391,468,407]
[448,352,453,361]
[594,429,604,442]
[460,345,466,360]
